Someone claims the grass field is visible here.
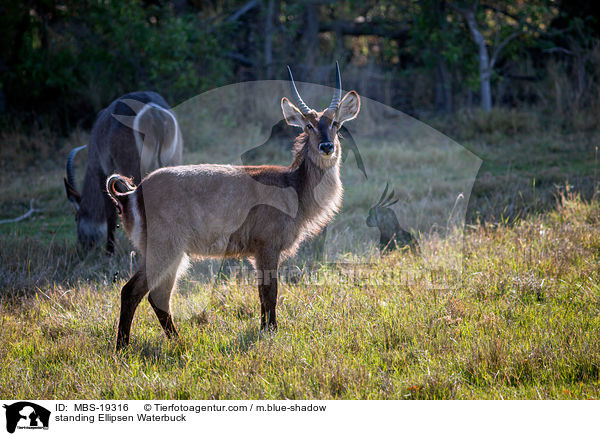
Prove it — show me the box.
[1,110,599,399]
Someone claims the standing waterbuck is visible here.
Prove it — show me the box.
[64,91,183,253]
[107,63,361,350]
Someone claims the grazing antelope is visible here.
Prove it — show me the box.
[366,183,413,252]
[107,63,360,350]
[64,91,182,253]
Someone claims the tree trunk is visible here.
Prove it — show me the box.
[480,69,492,111]
[303,1,319,71]
[264,0,274,79]
[436,54,452,113]
[436,0,452,113]
[464,10,492,111]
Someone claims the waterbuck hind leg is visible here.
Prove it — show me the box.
[104,195,118,255]
[255,250,280,331]
[148,271,179,340]
[116,269,149,350]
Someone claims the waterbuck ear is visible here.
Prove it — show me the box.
[336,91,360,125]
[281,97,308,129]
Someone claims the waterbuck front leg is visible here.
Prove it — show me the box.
[116,268,149,350]
[255,249,280,331]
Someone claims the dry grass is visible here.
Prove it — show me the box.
[1,192,599,399]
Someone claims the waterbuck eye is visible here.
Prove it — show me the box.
[306,124,314,131]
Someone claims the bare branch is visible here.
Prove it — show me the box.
[0,199,42,225]
[448,2,468,17]
[542,47,574,56]
[463,9,486,53]
[490,29,523,69]
[225,0,260,23]
[225,51,255,66]
[451,1,523,70]
[319,20,410,40]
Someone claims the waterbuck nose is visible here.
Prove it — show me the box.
[319,142,334,155]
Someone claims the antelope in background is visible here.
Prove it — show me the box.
[366,183,413,252]
[107,63,361,350]
[64,91,182,253]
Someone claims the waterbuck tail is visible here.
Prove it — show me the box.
[106,174,136,215]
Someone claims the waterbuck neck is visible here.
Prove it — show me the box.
[291,133,342,226]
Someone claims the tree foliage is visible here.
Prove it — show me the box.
[0,0,233,129]
[0,0,598,129]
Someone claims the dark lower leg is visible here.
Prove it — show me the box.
[256,250,279,331]
[258,271,278,330]
[105,198,118,255]
[148,293,179,339]
[259,284,278,330]
[116,270,148,350]
[106,233,115,255]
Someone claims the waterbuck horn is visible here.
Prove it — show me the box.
[383,190,399,208]
[377,182,390,206]
[64,144,87,206]
[328,61,342,110]
[386,189,395,204]
[386,198,399,207]
[287,66,311,115]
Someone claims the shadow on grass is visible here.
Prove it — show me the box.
[117,337,188,365]
[0,234,135,294]
[115,322,267,364]
[217,325,266,355]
